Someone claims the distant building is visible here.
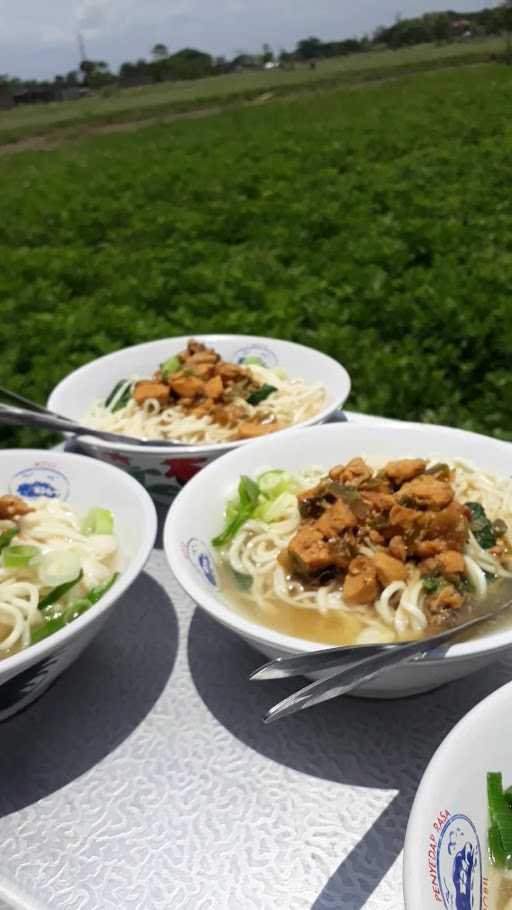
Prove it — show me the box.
[13,87,57,105]
[0,84,14,110]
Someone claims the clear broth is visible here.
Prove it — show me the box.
[218,561,512,646]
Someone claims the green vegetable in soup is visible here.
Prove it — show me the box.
[105,380,132,412]
[160,355,181,379]
[487,772,512,865]
[422,575,443,593]
[81,507,114,536]
[232,570,253,591]
[0,528,18,552]
[246,384,277,406]
[257,470,293,498]
[466,501,505,550]
[38,570,84,611]
[3,545,40,568]
[488,824,507,868]
[31,572,119,644]
[212,476,260,547]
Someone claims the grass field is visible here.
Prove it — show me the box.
[2,61,512,449]
[0,38,502,146]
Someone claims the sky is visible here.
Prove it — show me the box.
[0,0,491,80]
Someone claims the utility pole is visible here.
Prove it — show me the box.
[77,33,87,65]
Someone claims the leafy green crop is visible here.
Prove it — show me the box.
[2,65,512,450]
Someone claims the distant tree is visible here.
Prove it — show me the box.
[66,70,79,86]
[151,43,169,60]
[502,0,512,54]
[79,59,113,88]
[296,36,323,60]
[262,43,274,63]
[166,48,213,79]
[432,13,451,43]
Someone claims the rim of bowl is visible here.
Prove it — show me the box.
[163,421,512,662]
[47,334,351,456]
[402,678,512,907]
[0,449,158,675]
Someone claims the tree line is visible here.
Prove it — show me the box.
[2,4,512,95]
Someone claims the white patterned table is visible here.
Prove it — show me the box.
[1,413,511,910]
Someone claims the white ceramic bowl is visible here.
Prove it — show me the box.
[403,679,512,909]
[48,335,351,503]
[0,449,157,721]
[164,420,512,699]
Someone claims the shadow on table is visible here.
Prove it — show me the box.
[0,572,178,818]
[188,607,512,910]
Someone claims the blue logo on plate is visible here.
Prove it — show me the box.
[234,344,278,368]
[186,538,218,588]
[436,814,482,910]
[10,466,70,501]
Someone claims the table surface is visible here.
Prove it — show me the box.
[1,411,511,910]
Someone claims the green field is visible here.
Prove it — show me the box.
[0,38,502,146]
[2,62,512,449]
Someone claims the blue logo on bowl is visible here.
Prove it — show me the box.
[185,538,218,588]
[234,344,278,368]
[436,814,482,910]
[9,465,70,501]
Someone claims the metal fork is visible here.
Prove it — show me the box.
[252,597,512,723]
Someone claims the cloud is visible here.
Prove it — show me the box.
[76,0,111,35]
[0,0,490,80]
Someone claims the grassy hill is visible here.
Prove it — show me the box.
[2,61,512,447]
[0,37,502,147]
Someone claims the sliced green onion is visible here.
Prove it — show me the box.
[0,528,18,552]
[84,572,119,605]
[488,824,506,868]
[243,356,265,366]
[105,379,132,412]
[160,355,181,379]
[3,545,40,568]
[232,570,253,591]
[39,570,84,612]
[212,476,260,548]
[487,772,512,857]
[271,367,288,380]
[257,470,292,498]
[31,616,68,644]
[81,507,114,536]
[255,491,296,522]
[38,550,82,586]
[246,384,277,406]
[31,572,119,645]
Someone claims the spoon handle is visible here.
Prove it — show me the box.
[0,405,141,446]
[262,601,512,723]
[0,386,62,418]
[0,403,185,448]
[263,637,433,723]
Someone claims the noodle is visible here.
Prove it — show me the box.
[0,498,121,659]
[85,363,326,444]
[216,457,512,646]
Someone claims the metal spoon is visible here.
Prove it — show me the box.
[0,403,184,448]
[253,597,512,723]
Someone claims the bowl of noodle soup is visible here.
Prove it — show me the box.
[48,335,350,503]
[0,449,157,721]
[164,421,512,699]
[404,679,512,910]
